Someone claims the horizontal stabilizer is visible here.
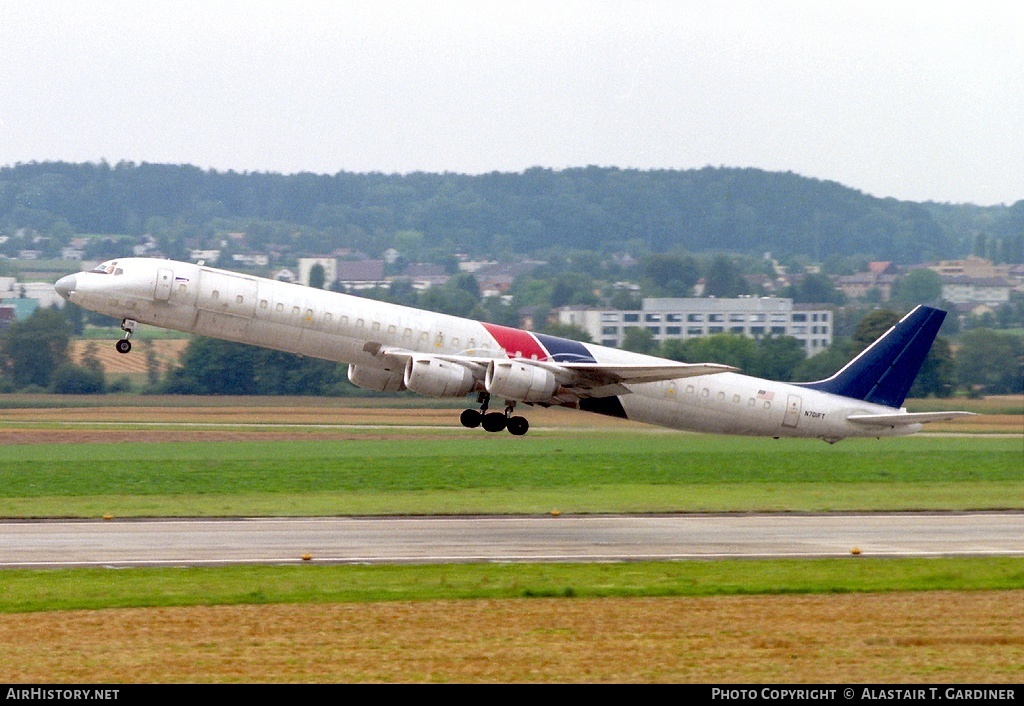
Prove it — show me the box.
[847,411,976,426]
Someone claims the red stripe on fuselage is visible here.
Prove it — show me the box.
[481,322,548,360]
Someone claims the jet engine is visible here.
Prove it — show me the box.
[403,357,477,398]
[485,360,559,402]
[348,364,406,392]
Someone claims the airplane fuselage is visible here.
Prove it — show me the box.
[57,257,921,441]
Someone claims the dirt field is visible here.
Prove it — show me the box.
[68,339,190,375]
[2,400,1020,440]
[2,592,1021,683]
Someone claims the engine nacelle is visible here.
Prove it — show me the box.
[485,360,559,402]
[403,357,477,398]
[347,364,406,392]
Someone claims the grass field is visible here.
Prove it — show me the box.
[1,431,1021,517]
[1,395,1021,682]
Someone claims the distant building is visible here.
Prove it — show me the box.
[297,257,338,287]
[556,297,834,353]
[1,282,65,310]
[0,298,39,321]
[400,263,449,291]
[939,275,1013,306]
[334,260,388,290]
[232,253,270,267]
[189,249,221,263]
[833,272,897,301]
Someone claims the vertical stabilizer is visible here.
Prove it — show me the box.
[796,306,945,408]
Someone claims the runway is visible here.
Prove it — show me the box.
[2,512,1023,568]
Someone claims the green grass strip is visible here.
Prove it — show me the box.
[2,557,1023,613]
[2,482,1020,518]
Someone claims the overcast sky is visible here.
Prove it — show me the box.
[2,1,1022,205]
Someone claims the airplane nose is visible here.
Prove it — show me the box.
[54,274,77,300]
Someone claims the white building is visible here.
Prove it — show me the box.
[557,297,834,353]
[939,276,1012,307]
[297,257,339,287]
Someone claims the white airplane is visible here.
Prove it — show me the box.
[55,257,972,442]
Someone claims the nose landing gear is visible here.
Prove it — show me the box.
[115,318,137,354]
[460,393,530,435]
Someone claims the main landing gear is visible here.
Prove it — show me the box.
[115,318,137,354]
[460,392,530,436]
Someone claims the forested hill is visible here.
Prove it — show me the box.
[2,161,1018,263]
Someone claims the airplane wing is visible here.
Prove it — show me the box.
[363,342,736,399]
[846,411,977,426]
[523,360,738,386]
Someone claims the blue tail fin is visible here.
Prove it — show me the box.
[796,306,946,408]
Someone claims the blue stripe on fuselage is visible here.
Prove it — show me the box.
[533,333,598,363]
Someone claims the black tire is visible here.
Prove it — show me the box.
[506,416,529,436]
[481,412,508,433]
[460,408,482,428]
[115,339,132,354]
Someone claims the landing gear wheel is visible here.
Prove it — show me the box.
[506,416,529,436]
[117,318,137,354]
[481,411,508,433]
[460,408,482,428]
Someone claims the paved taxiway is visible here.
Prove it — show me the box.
[2,512,1022,568]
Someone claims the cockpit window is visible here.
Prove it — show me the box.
[91,260,120,275]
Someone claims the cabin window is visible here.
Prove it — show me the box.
[748,398,755,406]
[733,394,741,403]
[357,318,364,328]
[388,324,396,334]
[341,315,348,325]
[237,295,245,304]
[260,300,268,309]
[701,388,709,398]
[324,313,332,325]
[292,306,300,316]
[763,401,771,409]
[717,392,725,401]
[404,328,412,339]
[276,303,284,312]
[686,385,695,394]
[211,291,220,300]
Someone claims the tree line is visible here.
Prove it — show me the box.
[3,161,1022,265]
[2,305,1020,398]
